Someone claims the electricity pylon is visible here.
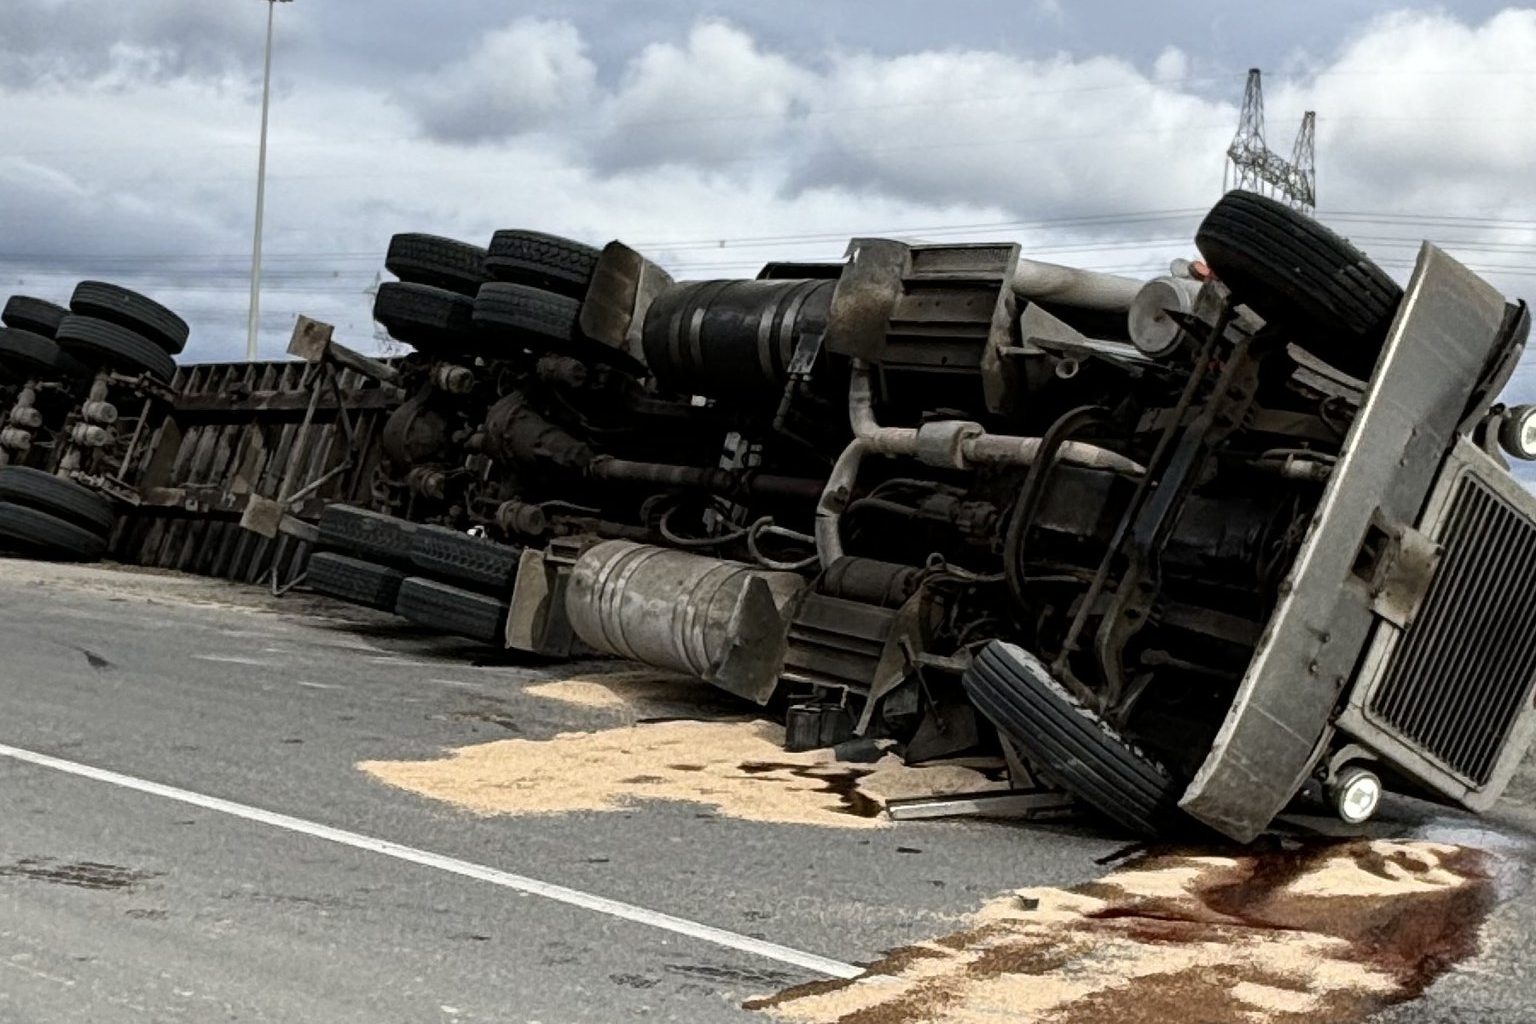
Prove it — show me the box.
[1224,69,1317,214]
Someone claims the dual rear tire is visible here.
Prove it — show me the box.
[0,467,115,561]
[308,505,518,645]
[1,282,185,383]
[374,229,600,360]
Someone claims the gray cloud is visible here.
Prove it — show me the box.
[0,0,309,88]
[404,18,597,144]
[785,48,1232,217]
[589,21,815,172]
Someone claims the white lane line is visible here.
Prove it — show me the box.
[424,678,494,692]
[2,956,76,988]
[0,742,862,981]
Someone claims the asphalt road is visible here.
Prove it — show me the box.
[1,559,1535,1022]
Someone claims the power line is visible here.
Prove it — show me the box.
[10,205,1536,269]
[8,210,1536,294]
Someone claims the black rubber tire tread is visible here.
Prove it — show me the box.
[394,576,508,644]
[483,230,600,299]
[967,645,1170,818]
[316,505,417,569]
[0,467,114,535]
[0,328,89,381]
[1195,191,1403,378]
[0,502,107,561]
[385,234,490,297]
[70,281,189,355]
[409,524,522,593]
[473,282,581,350]
[2,296,69,338]
[962,641,1182,836]
[54,315,177,383]
[372,282,477,355]
[307,551,406,611]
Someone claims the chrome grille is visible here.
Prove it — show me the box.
[1369,473,1536,785]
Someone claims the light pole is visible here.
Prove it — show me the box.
[246,0,293,362]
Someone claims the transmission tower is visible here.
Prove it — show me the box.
[1224,68,1316,214]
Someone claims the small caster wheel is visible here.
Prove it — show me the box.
[1328,765,1382,824]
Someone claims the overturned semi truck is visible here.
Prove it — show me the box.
[298,191,1535,842]
[6,191,1531,843]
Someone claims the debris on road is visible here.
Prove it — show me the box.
[524,668,753,722]
[359,712,1006,829]
[747,840,1495,1024]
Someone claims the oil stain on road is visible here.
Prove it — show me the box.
[746,838,1495,1023]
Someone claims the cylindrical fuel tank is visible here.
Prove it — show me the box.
[641,279,834,401]
[565,540,806,679]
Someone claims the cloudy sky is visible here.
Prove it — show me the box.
[3,1,1534,399]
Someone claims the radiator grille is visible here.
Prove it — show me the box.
[1369,474,1536,785]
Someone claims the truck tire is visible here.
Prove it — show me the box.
[54,316,177,383]
[395,576,508,644]
[386,234,489,297]
[0,502,108,561]
[0,328,89,381]
[307,551,406,611]
[2,296,68,339]
[473,282,581,352]
[410,524,522,593]
[70,281,189,355]
[1195,191,1402,379]
[0,468,114,535]
[317,505,417,569]
[962,641,1183,836]
[372,282,477,355]
[484,230,600,299]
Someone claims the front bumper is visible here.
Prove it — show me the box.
[1180,243,1518,841]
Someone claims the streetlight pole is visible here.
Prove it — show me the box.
[246,0,292,362]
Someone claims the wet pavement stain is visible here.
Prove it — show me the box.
[449,710,524,733]
[747,839,1498,1024]
[737,762,886,820]
[667,963,799,987]
[0,858,157,891]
